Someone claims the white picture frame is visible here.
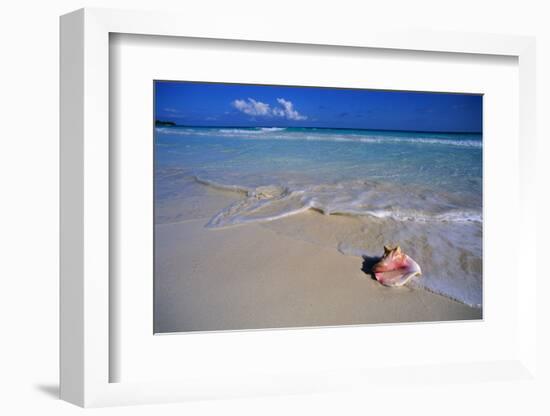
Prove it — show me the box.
[60,7,537,407]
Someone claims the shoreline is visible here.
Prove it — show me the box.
[155,124,483,136]
[154,191,482,333]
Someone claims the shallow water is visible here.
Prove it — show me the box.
[155,126,482,308]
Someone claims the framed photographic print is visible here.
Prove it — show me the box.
[60,8,537,407]
[153,80,483,334]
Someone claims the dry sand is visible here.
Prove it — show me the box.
[154,194,481,333]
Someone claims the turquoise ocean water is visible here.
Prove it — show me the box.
[155,126,483,308]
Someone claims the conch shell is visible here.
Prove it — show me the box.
[372,245,421,287]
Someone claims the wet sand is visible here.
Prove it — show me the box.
[154,191,481,333]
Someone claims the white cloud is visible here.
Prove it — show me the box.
[276,98,307,120]
[232,97,307,121]
[232,98,272,116]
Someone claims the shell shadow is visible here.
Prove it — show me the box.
[361,255,382,281]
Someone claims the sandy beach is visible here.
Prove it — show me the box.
[153,83,483,333]
[154,188,481,333]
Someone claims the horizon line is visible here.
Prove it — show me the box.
[154,121,482,135]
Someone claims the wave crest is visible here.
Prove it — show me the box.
[156,127,482,148]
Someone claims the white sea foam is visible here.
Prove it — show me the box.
[192,174,482,228]
[155,125,483,309]
[217,128,265,134]
[155,168,483,308]
[260,127,287,132]
[156,127,482,148]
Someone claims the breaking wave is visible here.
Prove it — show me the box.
[156,127,482,148]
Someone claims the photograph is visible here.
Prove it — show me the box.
[153,81,483,333]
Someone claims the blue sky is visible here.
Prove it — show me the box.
[155,81,482,133]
